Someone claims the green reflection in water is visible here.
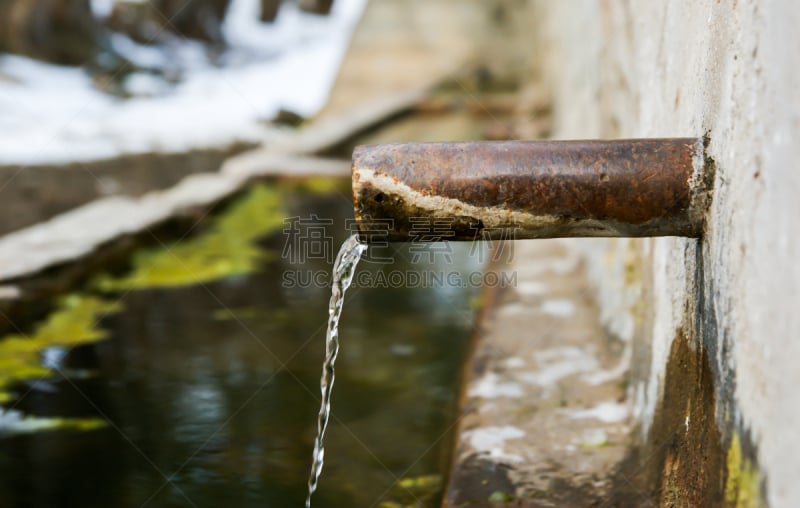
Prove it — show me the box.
[0,410,107,434]
[1,183,286,417]
[0,294,121,407]
[95,184,284,291]
[0,179,480,507]
[377,474,443,507]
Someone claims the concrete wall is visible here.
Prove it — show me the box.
[524,2,800,506]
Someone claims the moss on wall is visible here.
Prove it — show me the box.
[609,328,765,507]
[725,432,762,508]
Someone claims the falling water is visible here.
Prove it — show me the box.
[306,234,367,507]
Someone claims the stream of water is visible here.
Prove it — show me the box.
[306,235,366,507]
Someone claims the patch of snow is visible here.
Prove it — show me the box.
[0,0,367,164]
[518,346,598,387]
[582,345,631,386]
[123,72,171,97]
[516,280,548,296]
[567,401,629,423]
[502,356,526,369]
[468,372,523,399]
[479,402,497,413]
[497,301,528,317]
[464,425,525,463]
[520,355,597,386]
[580,428,608,447]
[90,0,124,18]
[539,298,576,317]
[111,34,172,69]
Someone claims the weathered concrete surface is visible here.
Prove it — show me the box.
[313,0,489,123]
[446,241,632,506]
[0,145,250,235]
[0,154,349,283]
[0,0,501,283]
[524,1,800,506]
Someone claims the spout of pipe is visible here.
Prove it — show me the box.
[351,138,710,242]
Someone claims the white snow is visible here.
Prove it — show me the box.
[516,280,548,296]
[464,425,525,463]
[501,356,526,369]
[567,401,629,423]
[539,298,576,317]
[468,372,524,399]
[0,0,367,164]
[518,346,598,386]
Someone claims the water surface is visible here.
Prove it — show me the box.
[0,181,481,507]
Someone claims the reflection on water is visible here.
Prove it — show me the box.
[0,182,481,507]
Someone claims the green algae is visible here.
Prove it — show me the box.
[0,411,107,434]
[725,432,762,508]
[0,183,291,432]
[212,306,261,321]
[0,294,122,402]
[95,184,285,291]
[294,175,349,195]
[488,490,514,502]
[396,474,442,492]
[377,474,443,507]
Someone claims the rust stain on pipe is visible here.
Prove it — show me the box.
[351,138,710,241]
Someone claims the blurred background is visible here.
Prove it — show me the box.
[1,1,796,507]
[0,1,533,506]
[0,0,360,163]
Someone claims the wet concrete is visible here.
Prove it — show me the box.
[444,241,633,506]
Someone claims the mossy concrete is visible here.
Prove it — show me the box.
[525,1,796,505]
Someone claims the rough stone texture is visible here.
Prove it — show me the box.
[0,145,250,236]
[446,241,632,506]
[0,0,100,65]
[313,0,522,124]
[525,1,800,506]
[0,154,349,283]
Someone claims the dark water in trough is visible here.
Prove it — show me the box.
[0,181,481,507]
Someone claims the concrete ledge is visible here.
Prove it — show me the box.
[445,241,632,506]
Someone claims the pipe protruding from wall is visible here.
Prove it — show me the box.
[351,138,710,242]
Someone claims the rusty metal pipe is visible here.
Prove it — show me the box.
[351,138,710,241]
